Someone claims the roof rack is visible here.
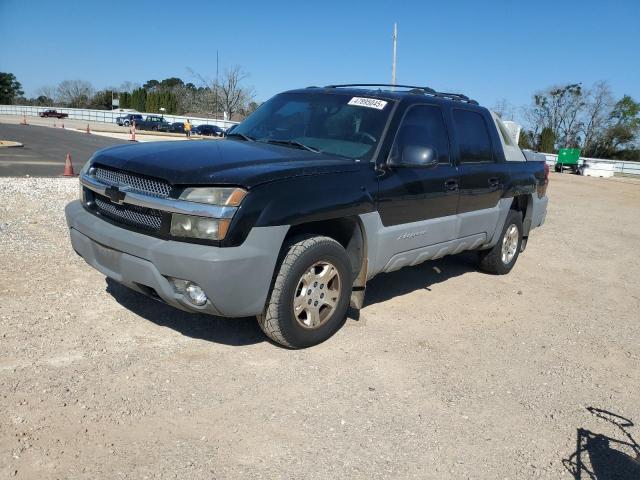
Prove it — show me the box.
[322,83,478,105]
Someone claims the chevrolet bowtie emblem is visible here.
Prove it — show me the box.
[105,186,127,205]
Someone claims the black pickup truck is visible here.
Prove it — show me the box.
[65,84,549,348]
[134,115,170,131]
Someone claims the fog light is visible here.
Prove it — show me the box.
[168,277,208,306]
[169,277,189,293]
[185,283,207,306]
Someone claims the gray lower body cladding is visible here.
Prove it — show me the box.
[65,201,288,317]
[360,195,547,278]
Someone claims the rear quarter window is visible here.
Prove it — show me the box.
[453,109,494,163]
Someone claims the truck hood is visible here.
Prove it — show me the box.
[91,139,360,187]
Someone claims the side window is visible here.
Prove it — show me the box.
[453,109,494,163]
[392,105,450,164]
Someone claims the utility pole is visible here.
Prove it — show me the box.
[215,50,219,120]
[391,22,397,88]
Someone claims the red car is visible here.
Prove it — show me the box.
[39,109,68,119]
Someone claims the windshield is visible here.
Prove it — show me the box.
[232,92,394,160]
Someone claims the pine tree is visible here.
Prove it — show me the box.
[131,88,147,112]
[538,127,556,153]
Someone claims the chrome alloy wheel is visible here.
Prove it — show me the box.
[293,261,341,329]
[501,224,519,264]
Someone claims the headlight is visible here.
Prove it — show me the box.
[170,214,230,241]
[173,187,246,240]
[179,187,246,206]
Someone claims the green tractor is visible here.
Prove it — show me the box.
[555,148,583,174]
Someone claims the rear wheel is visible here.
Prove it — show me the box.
[478,209,523,275]
[258,236,351,348]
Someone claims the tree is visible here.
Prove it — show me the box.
[130,88,147,112]
[35,95,54,106]
[538,127,556,153]
[581,81,614,155]
[594,95,640,158]
[0,72,24,104]
[217,66,255,119]
[145,91,177,114]
[518,129,535,150]
[37,86,58,104]
[526,83,585,148]
[119,92,132,109]
[88,89,115,110]
[56,80,94,108]
[159,77,184,90]
[143,79,160,92]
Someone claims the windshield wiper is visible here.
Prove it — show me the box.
[227,132,255,141]
[259,139,320,153]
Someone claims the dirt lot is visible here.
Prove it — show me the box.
[1,174,639,479]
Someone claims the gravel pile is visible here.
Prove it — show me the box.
[0,177,77,255]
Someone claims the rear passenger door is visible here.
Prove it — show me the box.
[376,104,459,247]
[453,108,508,216]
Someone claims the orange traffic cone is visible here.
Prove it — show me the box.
[20,115,27,125]
[63,153,75,177]
[86,124,91,134]
[129,127,137,142]
[61,122,65,129]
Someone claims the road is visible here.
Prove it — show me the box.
[0,123,127,176]
[1,173,639,479]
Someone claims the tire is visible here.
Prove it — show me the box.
[124,121,130,127]
[257,236,352,348]
[478,209,523,275]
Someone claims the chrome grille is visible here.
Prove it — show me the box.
[94,166,171,198]
[94,195,163,231]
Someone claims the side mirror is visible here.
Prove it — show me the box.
[389,145,438,168]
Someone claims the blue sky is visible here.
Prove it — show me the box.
[1,0,638,123]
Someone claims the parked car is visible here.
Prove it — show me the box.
[39,109,68,119]
[115,114,143,127]
[66,83,549,348]
[134,115,171,131]
[193,124,225,137]
[157,122,185,133]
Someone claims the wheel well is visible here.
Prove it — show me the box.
[284,217,365,282]
[511,194,533,236]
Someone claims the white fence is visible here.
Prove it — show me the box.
[540,153,640,176]
[0,104,238,129]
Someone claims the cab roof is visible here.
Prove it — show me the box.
[285,84,480,107]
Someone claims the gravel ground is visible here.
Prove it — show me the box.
[1,174,639,479]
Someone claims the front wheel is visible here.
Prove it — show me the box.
[258,236,352,348]
[478,209,523,275]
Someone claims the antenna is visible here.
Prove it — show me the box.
[391,22,397,89]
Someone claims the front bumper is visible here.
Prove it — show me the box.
[65,201,288,317]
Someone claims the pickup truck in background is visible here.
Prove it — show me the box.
[39,109,68,119]
[65,84,549,348]
[115,114,143,127]
[134,115,171,131]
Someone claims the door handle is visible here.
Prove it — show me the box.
[445,179,458,191]
[488,177,500,188]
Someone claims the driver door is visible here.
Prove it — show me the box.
[376,104,459,249]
